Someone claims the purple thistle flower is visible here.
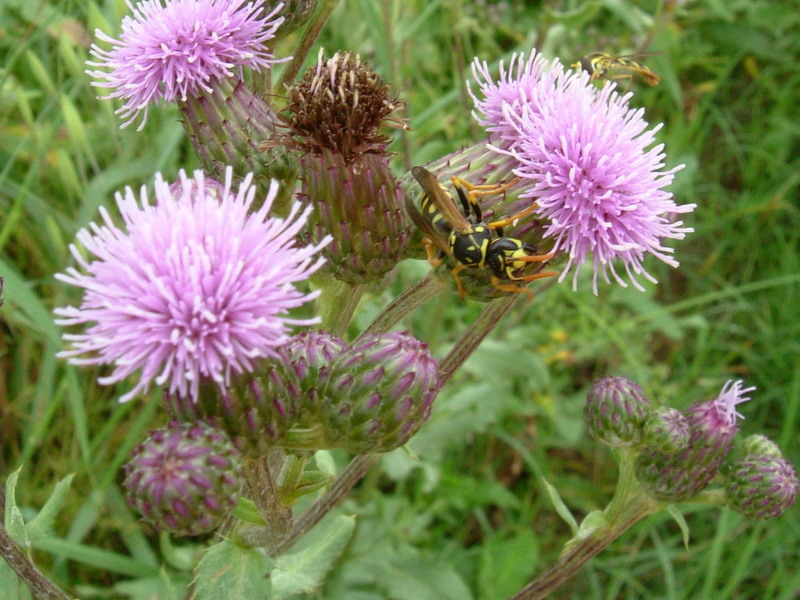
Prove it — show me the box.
[471,51,695,293]
[636,380,754,501]
[87,0,286,129]
[55,168,329,403]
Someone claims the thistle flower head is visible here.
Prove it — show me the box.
[637,380,754,502]
[55,168,328,404]
[316,332,440,454]
[123,421,242,536]
[585,376,652,447]
[165,331,345,452]
[471,51,695,294]
[87,0,286,129]
[286,50,404,159]
[641,406,691,454]
[725,453,798,520]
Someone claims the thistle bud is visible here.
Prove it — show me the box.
[312,332,440,454]
[742,434,782,458]
[725,454,798,520]
[584,377,651,447]
[286,51,412,283]
[636,380,753,502]
[123,422,241,536]
[165,332,345,452]
[180,79,298,207]
[641,406,691,454]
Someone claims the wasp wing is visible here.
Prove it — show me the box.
[411,166,472,234]
[405,187,452,257]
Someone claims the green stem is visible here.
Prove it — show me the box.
[508,450,659,600]
[271,454,378,556]
[314,274,364,337]
[438,293,519,388]
[242,450,294,549]
[278,0,342,91]
[357,272,446,340]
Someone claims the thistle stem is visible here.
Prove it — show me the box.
[438,293,519,387]
[271,454,378,556]
[242,450,294,549]
[0,522,71,600]
[507,451,659,600]
[357,272,446,340]
[314,274,363,337]
[278,0,342,91]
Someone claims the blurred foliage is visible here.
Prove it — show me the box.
[1,0,799,598]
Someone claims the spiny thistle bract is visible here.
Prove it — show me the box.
[123,421,242,536]
[285,51,413,283]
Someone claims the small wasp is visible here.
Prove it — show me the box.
[408,166,557,300]
[573,52,660,87]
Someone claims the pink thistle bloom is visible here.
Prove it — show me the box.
[55,169,329,403]
[471,51,696,293]
[87,0,286,129]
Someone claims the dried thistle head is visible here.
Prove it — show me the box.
[285,50,405,160]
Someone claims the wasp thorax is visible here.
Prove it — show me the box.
[286,50,403,159]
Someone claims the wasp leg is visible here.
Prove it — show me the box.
[452,176,522,219]
[452,176,521,204]
[423,237,445,268]
[511,251,556,264]
[489,276,534,300]
[450,263,468,301]
[486,203,539,231]
[509,270,559,283]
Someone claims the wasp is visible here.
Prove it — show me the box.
[573,52,660,87]
[408,166,557,300]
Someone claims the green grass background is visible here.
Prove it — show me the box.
[1,0,799,598]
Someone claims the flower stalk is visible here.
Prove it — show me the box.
[278,0,342,90]
[314,274,364,336]
[242,450,294,549]
[509,450,659,600]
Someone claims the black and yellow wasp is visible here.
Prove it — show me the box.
[573,52,660,87]
[408,166,557,300]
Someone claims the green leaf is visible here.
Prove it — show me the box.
[4,469,30,550]
[541,476,578,535]
[0,562,32,600]
[272,515,355,599]
[26,474,74,543]
[314,451,337,477]
[194,540,275,600]
[112,569,189,600]
[478,531,539,600]
[377,555,474,600]
[232,498,268,526]
[666,505,690,549]
[282,471,335,505]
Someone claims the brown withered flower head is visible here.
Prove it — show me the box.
[283,50,413,284]
[286,49,404,159]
